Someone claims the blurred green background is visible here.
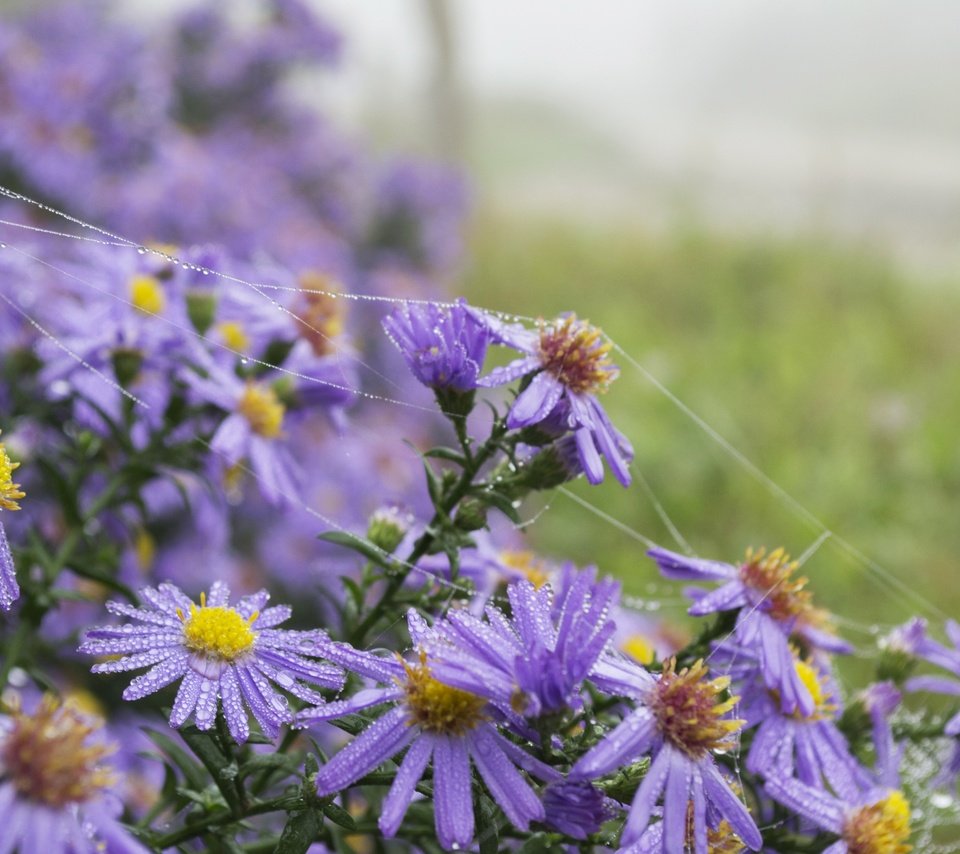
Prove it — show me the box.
[462,218,960,640]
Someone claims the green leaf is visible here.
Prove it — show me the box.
[276,808,322,854]
[143,729,209,792]
[238,752,302,781]
[321,800,356,830]
[180,725,244,813]
[477,797,500,854]
[318,531,390,569]
[422,446,468,465]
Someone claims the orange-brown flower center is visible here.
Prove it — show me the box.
[651,659,742,759]
[538,315,617,395]
[1,696,115,807]
[401,652,487,736]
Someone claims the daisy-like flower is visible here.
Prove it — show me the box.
[765,779,912,854]
[297,611,558,850]
[572,657,762,851]
[381,298,489,393]
[426,566,619,718]
[0,693,148,853]
[718,644,871,798]
[477,312,633,486]
[80,581,345,743]
[649,545,850,716]
[0,432,25,611]
[183,355,301,505]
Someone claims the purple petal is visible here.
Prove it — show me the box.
[170,670,203,727]
[621,747,671,845]
[703,760,763,849]
[122,652,189,701]
[314,707,414,795]
[470,726,544,829]
[380,736,434,837]
[221,666,250,743]
[507,371,564,428]
[432,735,475,849]
[646,547,737,582]
[572,708,656,780]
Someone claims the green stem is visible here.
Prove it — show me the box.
[152,796,299,849]
[348,422,506,647]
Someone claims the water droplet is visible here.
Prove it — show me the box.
[932,793,954,809]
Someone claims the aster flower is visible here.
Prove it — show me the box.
[714,643,871,798]
[477,312,633,486]
[297,610,558,850]
[0,432,25,611]
[0,693,148,853]
[572,657,762,851]
[764,778,912,854]
[426,565,619,718]
[80,581,345,743]
[649,545,850,716]
[381,298,489,394]
[183,354,302,505]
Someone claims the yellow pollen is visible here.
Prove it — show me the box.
[237,382,285,438]
[652,659,743,759]
[790,658,836,719]
[622,634,656,666]
[218,320,250,352]
[401,651,487,736]
[180,593,257,661]
[706,820,747,853]
[499,549,551,588]
[537,314,618,395]
[0,435,25,512]
[0,695,116,808]
[843,791,912,854]
[129,274,166,315]
[739,546,815,623]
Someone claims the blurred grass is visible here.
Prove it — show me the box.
[462,216,960,638]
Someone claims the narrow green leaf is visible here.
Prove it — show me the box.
[317,531,390,569]
[276,808,322,854]
[321,800,356,830]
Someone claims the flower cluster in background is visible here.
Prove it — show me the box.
[0,2,957,853]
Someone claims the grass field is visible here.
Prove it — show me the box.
[462,217,960,644]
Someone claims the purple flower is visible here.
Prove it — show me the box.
[80,581,345,743]
[650,545,851,716]
[297,611,558,849]
[0,433,25,610]
[382,299,489,392]
[477,313,633,486]
[903,618,960,737]
[426,566,619,717]
[572,658,761,851]
[541,779,611,840]
[183,355,302,505]
[764,778,912,854]
[721,645,872,798]
[0,693,148,853]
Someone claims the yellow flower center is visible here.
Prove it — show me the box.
[843,791,912,854]
[0,695,115,807]
[538,315,618,395]
[499,549,551,588]
[652,659,743,759]
[0,438,24,512]
[401,652,487,736]
[237,382,285,438]
[129,274,166,315]
[705,819,746,853]
[622,634,656,666]
[218,320,250,353]
[179,592,257,661]
[790,658,836,720]
[296,273,346,357]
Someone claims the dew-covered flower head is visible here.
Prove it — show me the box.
[81,581,346,743]
[477,312,633,485]
[381,298,489,392]
[298,611,558,850]
[0,693,148,853]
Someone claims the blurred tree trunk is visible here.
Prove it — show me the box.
[422,0,465,163]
